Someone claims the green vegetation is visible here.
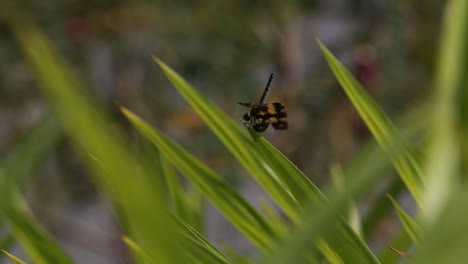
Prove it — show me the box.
[1,0,467,263]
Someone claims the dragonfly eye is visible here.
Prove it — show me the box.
[242,113,251,122]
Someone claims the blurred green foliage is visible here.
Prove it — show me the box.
[0,0,465,263]
[0,0,445,190]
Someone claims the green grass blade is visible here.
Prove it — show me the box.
[326,224,380,264]
[1,249,27,264]
[122,107,276,251]
[161,154,186,217]
[317,240,344,264]
[412,0,468,262]
[139,139,203,231]
[0,116,61,212]
[223,246,251,264]
[0,116,60,187]
[154,58,300,222]
[0,115,72,264]
[0,233,14,254]
[422,0,468,223]
[318,40,423,206]
[362,102,429,237]
[184,186,204,232]
[13,21,185,263]
[175,217,232,264]
[249,129,378,262]
[262,145,386,264]
[160,153,203,231]
[330,162,361,235]
[121,235,154,264]
[387,195,421,244]
[182,237,232,264]
[412,189,468,263]
[263,193,380,264]
[1,197,73,264]
[247,128,324,205]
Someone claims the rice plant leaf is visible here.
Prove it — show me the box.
[330,162,361,235]
[1,198,73,264]
[154,61,378,262]
[175,217,232,264]
[317,240,344,264]
[0,116,60,188]
[263,195,380,264]
[0,234,14,255]
[362,102,429,237]
[247,129,324,205]
[183,186,204,232]
[262,145,385,264]
[0,116,72,264]
[121,235,154,264]
[1,249,27,264]
[0,115,60,215]
[13,20,185,263]
[422,0,468,223]
[412,189,468,263]
[222,246,251,264]
[387,195,421,244]
[249,129,379,263]
[160,152,203,231]
[139,139,203,231]
[153,58,300,222]
[122,107,276,251]
[160,153,186,218]
[318,40,423,206]
[413,0,468,261]
[0,116,61,203]
[182,237,231,264]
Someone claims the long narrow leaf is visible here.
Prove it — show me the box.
[121,235,153,264]
[1,198,73,264]
[262,143,386,264]
[161,154,186,218]
[362,102,429,236]
[160,152,203,231]
[249,129,379,262]
[412,189,468,263]
[388,195,421,244]
[318,40,423,206]
[175,217,232,264]
[154,58,300,222]
[1,249,27,264]
[0,116,72,263]
[155,61,378,262]
[422,0,467,223]
[247,128,324,205]
[317,241,344,264]
[13,20,185,263]
[414,0,468,261]
[223,246,251,264]
[0,234,14,254]
[262,176,382,264]
[0,116,60,188]
[0,116,60,213]
[122,107,277,251]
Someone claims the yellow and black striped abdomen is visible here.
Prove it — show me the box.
[247,102,287,132]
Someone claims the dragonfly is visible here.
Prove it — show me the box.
[237,73,288,132]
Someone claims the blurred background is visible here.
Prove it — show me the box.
[0,0,443,263]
